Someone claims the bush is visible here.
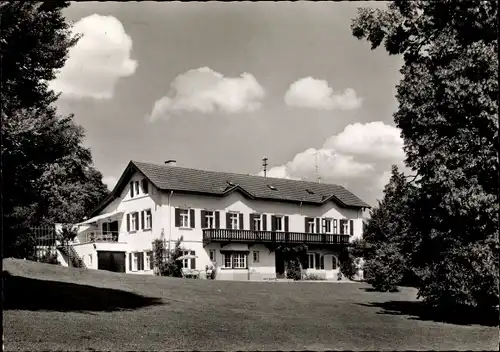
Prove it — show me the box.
[285,259,302,280]
[39,251,58,265]
[339,251,357,280]
[364,243,405,292]
[304,274,326,281]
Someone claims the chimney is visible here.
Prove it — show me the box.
[165,160,177,166]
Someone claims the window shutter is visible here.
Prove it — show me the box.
[340,220,344,235]
[201,210,206,228]
[316,218,320,233]
[239,213,244,230]
[139,252,144,270]
[141,211,145,230]
[142,179,148,194]
[150,211,153,228]
[190,209,195,228]
[149,252,154,269]
[127,214,130,232]
[215,211,220,229]
[271,216,277,231]
[226,213,231,229]
[305,217,310,233]
[135,213,139,231]
[262,214,267,231]
[129,253,132,271]
[320,255,324,269]
[190,250,196,269]
[249,214,255,231]
[315,253,320,269]
[130,182,134,197]
[332,256,337,270]
[174,208,181,227]
[284,216,289,232]
[349,220,354,236]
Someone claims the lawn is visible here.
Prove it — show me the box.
[3,259,498,351]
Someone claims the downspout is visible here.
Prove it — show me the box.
[168,190,174,259]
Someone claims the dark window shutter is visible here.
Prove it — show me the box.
[135,213,139,231]
[316,218,320,233]
[201,210,206,228]
[340,220,344,235]
[190,209,195,228]
[102,222,108,233]
[139,252,144,270]
[215,211,220,229]
[130,182,134,197]
[129,253,132,271]
[271,216,277,231]
[150,210,153,228]
[262,214,267,231]
[175,208,181,227]
[315,253,320,269]
[141,211,145,230]
[190,250,196,269]
[127,214,130,232]
[284,216,289,232]
[305,217,310,233]
[142,179,148,194]
[332,256,337,270]
[349,220,354,236]
[249,214,255,231]
[239,213,244,230]
[226,213,231,229]
[320,255,324,269]
[149,252,154,269]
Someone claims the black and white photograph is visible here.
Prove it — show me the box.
[2,1,498,351]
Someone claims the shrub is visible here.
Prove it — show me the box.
[39,251,58,265]
[304,274,326,281]
[285,259,302,280]
[364,243,405,292]
[339,251,357,280]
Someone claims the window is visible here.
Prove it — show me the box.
[308,253,315,269]
[253,214,262,231]
[133,252,139,271]
[145,251,151,270]
[229,212,239,230]
[322,218,332,234]
[180,209,190,228]
[341,219,349,235]
[141,179,149,194]
[129,212,139,232]
[180,250,196,269]
[141,209,152,230]
[205,211,215,229]
[222,252,248,269]
[253,251,259,263]
[209,249,216,262]
[233,252,247,268]
[134,181,140,195]
[275,215,284,232]
[333,219,338,234]
[307,218,315,233]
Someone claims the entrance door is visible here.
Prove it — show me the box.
[275,251,285,278]
[98,251,126,272]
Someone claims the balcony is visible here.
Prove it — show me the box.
[80,231,120,243]
[203,229,350,246]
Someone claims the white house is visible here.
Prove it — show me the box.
[71,160,370,280]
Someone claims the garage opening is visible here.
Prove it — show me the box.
[97,251,126,273]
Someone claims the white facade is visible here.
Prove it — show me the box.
[74,171,365,280]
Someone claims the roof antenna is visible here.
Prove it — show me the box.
[315,151,321,183]
[262,157,268,177]
[165,160,177,166]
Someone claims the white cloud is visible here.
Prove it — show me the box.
[49,14,137,100]
[102,176,118,190]
[148,67,265,122]
[324,121,405,161]
[284,77,362,110]
[258,121,406,206]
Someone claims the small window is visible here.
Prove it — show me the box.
[134,181,140,195]
[141,179,149,194]
[130,212,139,232]
[143,209,152,229]
[209,249,216,262]
[253,251,259,263]
[267,185,277,191]
[180,209,190,228]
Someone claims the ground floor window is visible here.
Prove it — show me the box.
[308,253,315,269]
[332,255,338,270]
[221,251,248,269]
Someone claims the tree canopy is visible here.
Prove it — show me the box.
[351,0,498,312]
[1,1,109,257]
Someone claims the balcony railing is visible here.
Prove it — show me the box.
[203,229,350,245]
[82,231,119,243]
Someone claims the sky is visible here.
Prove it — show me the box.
[52,1,407,208]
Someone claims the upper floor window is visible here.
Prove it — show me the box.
[129,180,140,198]
[322,218,332,234]
[272,215,286,232]
[339,219,349,235]
[253,214,262,231]
[141,179,149,194]
[306,217,316,233]
[205,211,215,229]
[180,209,190,228]
[127,212,139,232]
[142,209,152,230]
[228,212,239,230]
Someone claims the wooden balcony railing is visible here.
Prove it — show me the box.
[83,231,119,243]
[203,229,350,245]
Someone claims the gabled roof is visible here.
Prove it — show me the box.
[91,160,371,217]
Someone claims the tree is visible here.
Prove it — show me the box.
[1,2,109,258]
[351,0,498,311]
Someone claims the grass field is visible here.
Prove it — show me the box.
[3,259,498,351]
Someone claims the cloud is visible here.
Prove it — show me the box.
[258,121,406,206]
[49,14,137,100]
[148,67,265,122]
[284,77,362,110]
[102,176,118,190]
